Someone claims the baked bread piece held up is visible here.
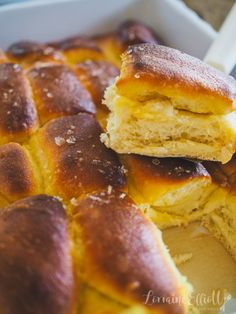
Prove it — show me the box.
[103,44,236,163]
[0,194,75,314]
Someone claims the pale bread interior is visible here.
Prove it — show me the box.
[103,85,236,164]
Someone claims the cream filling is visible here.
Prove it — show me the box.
[105,90,236,145]
[102,89,236,163]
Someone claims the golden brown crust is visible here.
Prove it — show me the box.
[0,194,75,314]
[121,154,210,184]
[73,190,186,314]
[94,34,122,67]
[203,154,236,191]
[0,63,38,143]
[0,143,38,202]
[33,113,126,200]
[94,20,163,67]
[7,41,64,65]
[121,154,210,183]
[28,64,96,123]
[50,36,104,64]
[117,44,236,113]
[74,60,119,106]
[51,36,101,52]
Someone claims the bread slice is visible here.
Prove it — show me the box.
[103,44,236,163]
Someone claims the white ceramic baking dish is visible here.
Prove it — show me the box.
[1,1,235,313]
[0,0,216,59]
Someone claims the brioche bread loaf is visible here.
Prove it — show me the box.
[103,44,236,163]
[0,19,235,314]
[0,20,196,314]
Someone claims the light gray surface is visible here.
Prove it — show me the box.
[183,0,235,30]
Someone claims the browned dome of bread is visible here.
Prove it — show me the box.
[7,40,64,65]
[0,143,39,206]
[116,44,236,114]
[30,113,127,200]
[122,154,210,184]
[28,64,96,123]
[52,36,101,52]
[116,20,163,49]
[0,194,75,314]
[0,63,38,144]
[74,60,119,106]
[72,189,189,314]
[94,20,163,68]
[50,36,104,64]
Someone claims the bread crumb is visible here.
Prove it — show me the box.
[119,193,126,199]
[70,198,79,206]
[173,253,193,265]
[47,92,53,98]
[55,136,65,146]
[127,281,140,290]
[66,136,76,144]
[107,185,112,195]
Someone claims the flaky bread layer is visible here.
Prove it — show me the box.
[148,187,222,230]
[143,181,211,212]
[103,89,236,163]
[151,181,212,213]
[203,193,236,261]
[117,44,236,114]
[128,180,215,229]
[121,153,215,228]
